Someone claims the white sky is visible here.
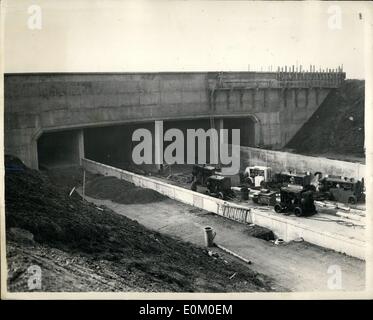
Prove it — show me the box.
[2,0,371,79]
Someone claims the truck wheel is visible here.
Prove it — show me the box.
[218,192,224,200]
[348,196,356,204]
[274,204,283,213]
[253,197,259,204]
[294,207,303,217]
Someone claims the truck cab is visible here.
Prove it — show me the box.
[243,166,272,188]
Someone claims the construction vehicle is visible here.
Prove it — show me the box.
[252,189,278,206]
[274,185,316,217]
[243,166,314,191]
[231,186,249,201]
[205,175,234,200]
[273,171,314,190]
[317,176,364,204]
[191,165,220,188]
[243,166,272,188]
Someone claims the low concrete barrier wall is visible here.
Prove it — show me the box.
[82,157,225,214]
[240,146,365,179]
[82,158,365,260]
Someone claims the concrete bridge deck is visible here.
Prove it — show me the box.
[5,70,345,169]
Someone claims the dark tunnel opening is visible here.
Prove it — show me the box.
[37,117,256,170]
[37,130,83,170]
[84,117,256,167]
[84,123,151,168]
[223,117,256,147]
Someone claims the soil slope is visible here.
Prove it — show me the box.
[286,80,365,161]
[5,159,273,292]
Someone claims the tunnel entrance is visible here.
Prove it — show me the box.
[84,123,150,168]
[37,129,84,170]
[83,117,257,170]
[85,119,216,170]
[37,117,256,171]
[223,117,256,147]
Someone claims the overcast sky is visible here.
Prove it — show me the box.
[2,0,371,79]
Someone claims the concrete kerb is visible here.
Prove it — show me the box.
[81,158,365,260]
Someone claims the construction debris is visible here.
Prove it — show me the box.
[229,272,237,280]
[215,244,252,265]
[273,239,285,245]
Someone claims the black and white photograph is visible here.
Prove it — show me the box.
[1,0,372,300]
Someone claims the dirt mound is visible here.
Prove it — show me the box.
[44,166,84,193]
[246,225,275,241]
[5,156,273,292]
[286,80,365,161]
[85,175,167,204]
[5,154,26,171]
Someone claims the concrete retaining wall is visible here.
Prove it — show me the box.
[240,146,365,179]
[82,158,365,260]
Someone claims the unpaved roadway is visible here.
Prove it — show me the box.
[82,194,365,292]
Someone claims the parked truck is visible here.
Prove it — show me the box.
[243,166,314,190]
[274,185,317,217]
[252,189,278,206]
[243,166,272,188]
[205,175,235,200]
[191,164,220,190]
[317,176,364,204]
[274,171,314,190]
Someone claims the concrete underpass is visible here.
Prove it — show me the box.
[36,116,257,170]
[6,70,366,294]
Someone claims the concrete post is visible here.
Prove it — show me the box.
[283,89,287,108]
[217,118,227,144]
[77,129,85,165]
[154,120,163,170]
[30,139,39,169]
[239,90,243,109]
[253,117,262,147]
[251,89,256,109]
